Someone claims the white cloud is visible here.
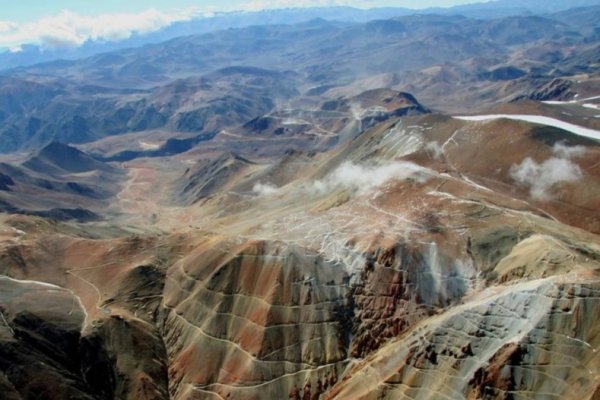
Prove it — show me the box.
[0,0,503,51]
[424,141,443,159]
[0,1,360,50]
[252,161,430,197]
[237,0,484,11]
[0,21,18,33]
[313,161,431,194]
[0,8,206,51]
[509,143,585,200]
[551,142,586,158]
[239,0,355,12]
[252,181,279,196]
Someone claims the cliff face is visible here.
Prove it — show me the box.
[328,279,600,400]
[0,110,599,399]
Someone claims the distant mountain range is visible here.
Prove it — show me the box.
[0,6,598,153]
[0,1,599,399]
[1,0,599,71]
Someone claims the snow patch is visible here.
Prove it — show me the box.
[580,95,600,102]
[542,100,577,105]
[454,114,600,141]
[139,141,161,150]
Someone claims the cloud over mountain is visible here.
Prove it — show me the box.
[0,8,204,51]
[509,143,585,200]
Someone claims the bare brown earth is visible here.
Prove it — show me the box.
[1,8,600,398]
[0,102,599,399]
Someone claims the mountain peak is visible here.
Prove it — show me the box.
[24,141,113,176]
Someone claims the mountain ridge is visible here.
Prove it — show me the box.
[0,3,598,400]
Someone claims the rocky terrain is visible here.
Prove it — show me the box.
[1,7,600,154]
[0,3,599,400]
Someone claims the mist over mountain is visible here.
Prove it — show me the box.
[0,1,599,400]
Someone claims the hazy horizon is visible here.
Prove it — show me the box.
[2,1,494,22]
[0,0,494,51]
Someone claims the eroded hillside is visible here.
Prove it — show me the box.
[0,5,600,400]
[0,104,599,399]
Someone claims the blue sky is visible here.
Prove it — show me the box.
[1,1,203,22]
[0,0,487,50]
[1,0,486,22]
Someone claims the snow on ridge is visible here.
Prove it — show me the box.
[542,94,600,108]
[542,100,578,105]
[453,114,600,141]
[582,104,599,110]
[581,95,600,102]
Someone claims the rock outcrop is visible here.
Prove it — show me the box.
[0,108,598,399]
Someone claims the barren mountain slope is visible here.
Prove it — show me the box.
[0,5,599,400]
[0,106,599,399]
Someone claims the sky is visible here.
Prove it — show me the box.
[0,0,488,50]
